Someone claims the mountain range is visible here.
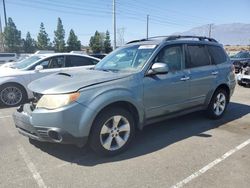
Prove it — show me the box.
[175,23,250,45]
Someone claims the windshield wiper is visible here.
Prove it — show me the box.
[96,68,119,72]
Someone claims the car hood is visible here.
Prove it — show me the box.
[231,58,250,62]
[28,69,133,94]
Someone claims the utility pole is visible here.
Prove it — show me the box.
[0,14,4,52]
[113,0,116,49]
[3,0,7,27]
[146,15,149,39]
[208,24,213,38]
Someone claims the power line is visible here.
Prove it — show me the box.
[7,1,112,18]
[118,0,214,23]
[11,0,112,15]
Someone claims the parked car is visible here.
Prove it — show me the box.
[89,53,107,59]
[0,53,100,106]
[237,63,250,86]
[13,36,235,156]
[0,53,18,64]
[230,51,250,73]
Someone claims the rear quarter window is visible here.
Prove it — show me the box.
[208,46,227,64]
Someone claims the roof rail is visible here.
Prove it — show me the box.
[165,35,218,42]
[126,35,218,44]
[126,39,147,44]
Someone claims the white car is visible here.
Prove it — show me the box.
[0,53,18,64]
[0,53,100,107]
[237,65,250,87]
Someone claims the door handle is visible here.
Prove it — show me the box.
[211,71,218,75]
[180,76,190,81]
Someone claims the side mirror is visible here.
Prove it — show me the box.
[148,62,169,75]
[35,65,43,72]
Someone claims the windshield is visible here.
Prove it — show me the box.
[95,44,157,72]
[13,55,42,69]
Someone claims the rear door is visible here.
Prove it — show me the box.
[185,44,218,107]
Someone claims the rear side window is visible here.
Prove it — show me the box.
[208,46,227,64]
[186,45,210,68]
[66,56,95,67]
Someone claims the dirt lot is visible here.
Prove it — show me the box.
[0,85,249,188]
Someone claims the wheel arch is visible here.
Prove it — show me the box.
[86,100,143,141]
[207,84,230,105]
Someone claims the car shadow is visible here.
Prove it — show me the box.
[29,102,250,166]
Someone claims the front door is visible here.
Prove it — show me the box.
[143,45,190,119]
[29,56,65,83]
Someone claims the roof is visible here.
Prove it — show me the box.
[126,35,220,46]
[33,53,100,61]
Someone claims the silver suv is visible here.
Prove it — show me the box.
[13,36,236,156]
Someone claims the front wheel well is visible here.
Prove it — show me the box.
[94,101,140,129]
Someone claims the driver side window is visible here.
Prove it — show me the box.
[155,45,182,72]
[38,56,65,69]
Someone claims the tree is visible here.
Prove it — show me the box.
[3,17,22,52]
[89,31,102,53]
[67,29,81,51]
[54,17,65,52]
[103,30,112,53]
[23,32,36,53]
[37,22,50,50]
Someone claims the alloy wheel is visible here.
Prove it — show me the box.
[213,92,226,116]
[100,115,131,151]
[0,86,23,106]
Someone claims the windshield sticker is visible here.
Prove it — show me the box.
[138,45,157,49]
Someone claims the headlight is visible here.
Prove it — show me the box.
[36,92,80,109]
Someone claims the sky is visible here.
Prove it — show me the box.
[0,0,249,45]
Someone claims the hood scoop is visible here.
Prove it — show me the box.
[57,72,72,77]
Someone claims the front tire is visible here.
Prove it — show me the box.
[207,89,228,119]
[89,107,135,156]
[0,83,27,107]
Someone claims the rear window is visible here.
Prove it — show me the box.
[66,56,95,67]
[186,45,210,68]
[208,46,227,64]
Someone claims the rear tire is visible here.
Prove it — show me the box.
[0,83,27,107]
[89,107,135,157]
[206,89,228,119]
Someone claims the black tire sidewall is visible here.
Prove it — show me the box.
[207,89,228,119]
[89,107,135,156]
[0,83,27,107]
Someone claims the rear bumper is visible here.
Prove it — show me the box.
[13,104,88,147]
